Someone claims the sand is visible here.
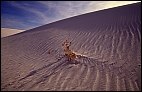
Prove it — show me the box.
[1,28,25,38]
[1,2,141,91]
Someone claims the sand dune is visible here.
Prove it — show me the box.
[1,28,25,38]
[1,2,141,91]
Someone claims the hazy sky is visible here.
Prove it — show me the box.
[1,1,140,30]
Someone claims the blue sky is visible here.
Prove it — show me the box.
[1,1,140,30]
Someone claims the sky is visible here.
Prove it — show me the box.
[1,1,140,30]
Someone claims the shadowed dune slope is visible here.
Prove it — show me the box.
[1,2,141,91]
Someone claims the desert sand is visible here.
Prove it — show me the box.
[1,28,25,38]
[1,2,141,91]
